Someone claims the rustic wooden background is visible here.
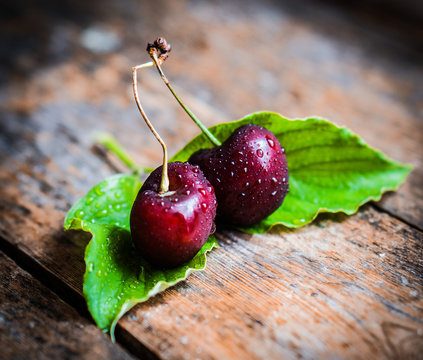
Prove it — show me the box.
[1,0,422,359]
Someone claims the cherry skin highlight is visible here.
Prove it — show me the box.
[130,162,217,268]
[188,124,288,227]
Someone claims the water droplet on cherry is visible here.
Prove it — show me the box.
[266,136,275,148]
[199,189,207,197]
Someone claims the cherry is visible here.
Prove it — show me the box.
[146,37,289,226]
[129,49,217,267]
[188,124,288,226]
[130,162,216,267]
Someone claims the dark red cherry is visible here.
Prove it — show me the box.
[189,124,288,226]
[130,162,217,268]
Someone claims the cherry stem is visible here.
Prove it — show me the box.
[149,51,222,147]
[132,61,169,193]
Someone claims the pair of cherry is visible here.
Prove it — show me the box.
[130,38,289,268]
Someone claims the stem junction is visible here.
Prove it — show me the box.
[147,37,222,147]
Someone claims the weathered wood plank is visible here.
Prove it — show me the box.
[0,160,422,359]
[0,251,134,360]
[97,207,423,360]
[0,1,422,359]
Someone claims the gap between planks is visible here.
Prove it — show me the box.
[371,202,423,233]
[0,250,135,360]
[0,234,160,360]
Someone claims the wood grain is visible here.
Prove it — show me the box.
[0,251,134,360]
[0,1,422,359]
[92,208,423,360]
[0,163,422,359]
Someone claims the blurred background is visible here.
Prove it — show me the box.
[1,0,422,206]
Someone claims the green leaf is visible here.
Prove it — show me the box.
[172,111,412,232]
[65,174,141,232]
[64,174,217,340]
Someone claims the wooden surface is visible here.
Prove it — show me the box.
[0,251,134,359]
[1,0,422,359]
